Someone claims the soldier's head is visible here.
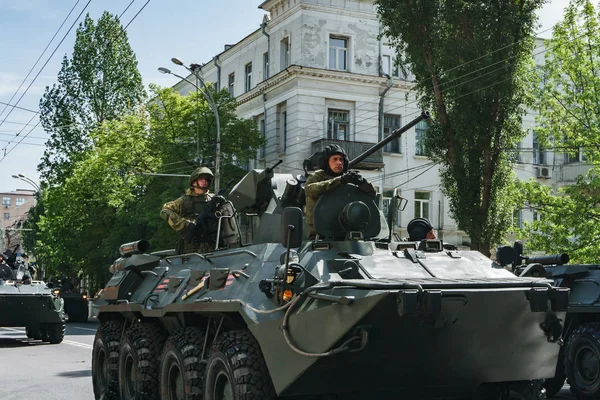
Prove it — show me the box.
[189,166,214,194]
[407,218,435,241]
[319,144,348,176]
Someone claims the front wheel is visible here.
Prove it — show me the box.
[92,320,123,400]
[565,323,600,400]
[203,329,276,400]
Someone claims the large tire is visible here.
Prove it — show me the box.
[92,320,124,400]
[119,323,167,400]
[203,329,276,400]
[26,325,42,340]
[565,323,600,400]
[159,327,206,400]
[42,322,65,344]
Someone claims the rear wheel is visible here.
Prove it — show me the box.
[92,320,124,400]
[42,322,65,344]
[118,323,167,400]
[159,327,206,400]
[203,329,276,400]
[565,323,600,400]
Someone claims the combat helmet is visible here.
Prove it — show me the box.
[407,217,433,241]
[189,166,214,186]
[318,144,348,175]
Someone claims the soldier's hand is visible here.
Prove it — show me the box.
[341,171,364,186]
[208,195,226,211]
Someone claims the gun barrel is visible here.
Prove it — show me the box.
[119,240,151,257]
[348,111,430,169]
[526,254,570,266]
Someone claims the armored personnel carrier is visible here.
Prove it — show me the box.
[502,242,600,399]
[92,112,568,400]
[0,253,65,344]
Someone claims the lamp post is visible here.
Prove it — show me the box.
[11,174,40,192]
[158,59,221,193]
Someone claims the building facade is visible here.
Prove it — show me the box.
[1,189,36,251]
[170,0,585,248]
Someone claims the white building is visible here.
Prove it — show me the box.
[169,0,587,248]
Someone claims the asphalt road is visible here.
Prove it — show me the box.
[0,320,98,400]
[0,320,580,400]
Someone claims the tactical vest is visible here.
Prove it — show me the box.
[182,192,213,218]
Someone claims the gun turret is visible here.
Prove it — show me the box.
[228,160,284,215]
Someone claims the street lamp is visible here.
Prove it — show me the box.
[11,174,40,192]
[158,58,221,193]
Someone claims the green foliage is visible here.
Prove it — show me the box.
[29,85,264,292]
[38,11,145,185]
[376,0,545,255]
[519,0,600,261]
[515,169,600,263]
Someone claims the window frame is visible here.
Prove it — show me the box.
[414,191,431,220]
[263,52,269,80]
[329,36,348,71]
[228,73,235,96]
[327,109,350,141]
[2,197,10,206]
[383,114,401,153]
[245,62,252,92]
[280,37,290,71]
[415,120,429,156]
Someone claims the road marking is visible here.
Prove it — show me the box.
[62,339,93,349]
[71,326,97,332]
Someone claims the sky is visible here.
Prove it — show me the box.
[0,0,573,193]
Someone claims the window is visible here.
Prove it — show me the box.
[329,36,348,71]
[513,210,523,229]
[15,197,25,206]
[228,73,235,96]
[415,120,429,156]
[280,37,290,70]
[3,212,9,220]
[382,55,391,76]
[566,147,586,163]
[383,114,401,153]
[532,134,546,165]
[327,110,349,141]
[281,111,287,152]
[263,52,269,80]
[245,63,252,92]
[259,119,266,159]
[414,191,431,220]
[2,197,10,206]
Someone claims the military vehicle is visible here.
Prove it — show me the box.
[501,242,600,399]
[0,254,65,344]
[47,278,89,323]
[92,111,569,400]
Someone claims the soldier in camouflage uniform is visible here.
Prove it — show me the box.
[160,167,224,254]
[304,144,376,238]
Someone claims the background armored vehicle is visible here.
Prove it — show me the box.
[502,242,600,398]
[92,112,568,400]
[0,253,65,344]
[47,278,89,323]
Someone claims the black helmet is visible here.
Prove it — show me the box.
[407,218,433,241]
[189,166,214,186]
[318,144,348,176]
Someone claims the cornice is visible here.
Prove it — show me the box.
[235,65,415,106]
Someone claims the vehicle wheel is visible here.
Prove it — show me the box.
[42,322,65,344]
[159,327,206,400]
[565,323,600,400]
[204,329,276,400]
[119,323,167,400]
[544,350,566,398]
[26,325,42,340]
[92,320,124,400]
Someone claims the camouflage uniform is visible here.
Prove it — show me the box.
[304,170,343,237]
[161,189,217,254]
[161,167,219,254]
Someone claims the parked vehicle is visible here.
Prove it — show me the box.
[91,112,568,400]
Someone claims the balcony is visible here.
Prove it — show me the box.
[310,139,384,170]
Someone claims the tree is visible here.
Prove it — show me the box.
[376,0,545,255]
[38,11,145,185]
[29,86,264,291]
[516,0,600,262]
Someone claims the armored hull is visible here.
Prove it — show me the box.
[0,279,65,343]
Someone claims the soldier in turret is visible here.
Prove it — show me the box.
[304,144,376,238]
[160,166,226,254]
